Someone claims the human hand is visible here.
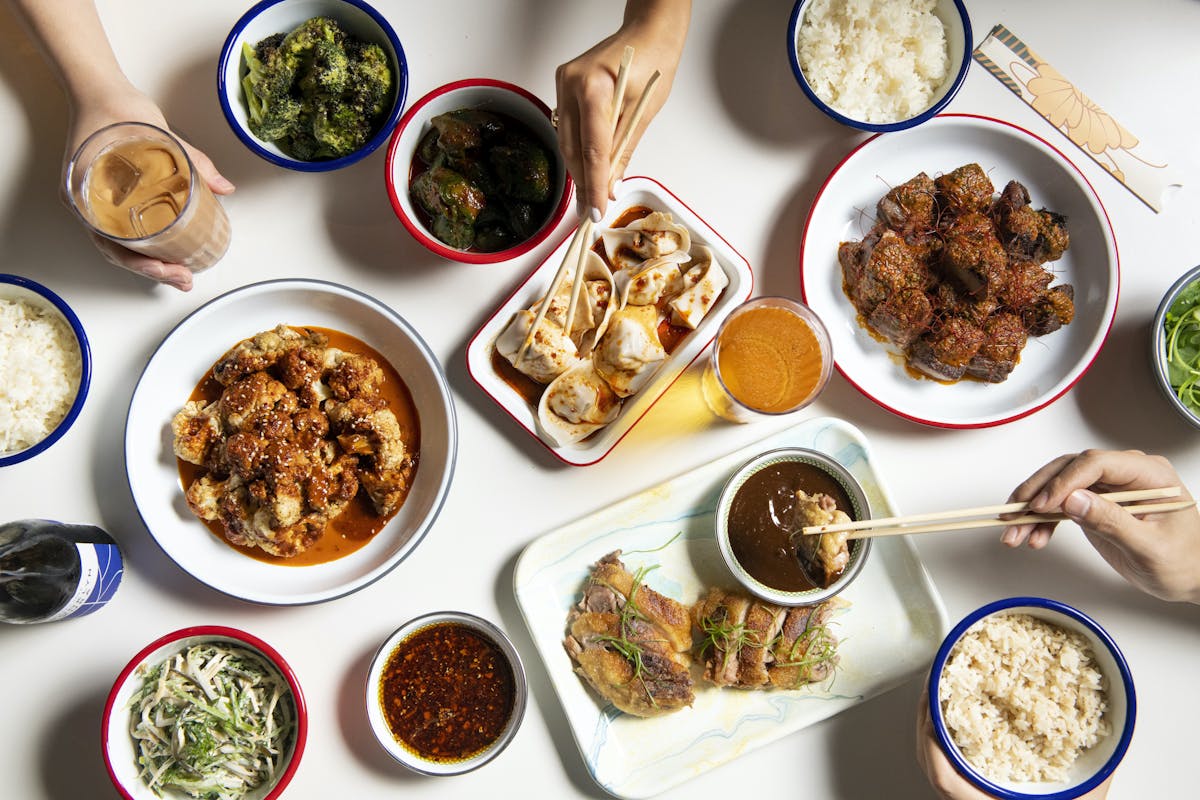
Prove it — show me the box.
[1001,449,1200,603]
[554,0,690,218]
[65,86,234,291]
[916,683,1112,799]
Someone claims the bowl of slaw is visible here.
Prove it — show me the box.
[102,626,306,800]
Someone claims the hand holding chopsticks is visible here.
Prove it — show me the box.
[801,487,1195,539]
[516,50,661,366]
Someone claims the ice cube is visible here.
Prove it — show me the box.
[135,145,181,186]
[94,152,141,207]
[130,192,182,237]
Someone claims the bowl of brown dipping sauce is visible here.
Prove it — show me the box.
[716,447,872,606]
[366,611,527,775]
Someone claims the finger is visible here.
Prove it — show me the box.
[1000,523,1034,547]
[576,74,614,217]
[1027,523,1057,549]
[1007,453,1077,507]
[1032,450,1166,512]
[90,233,193,291]
[1061,489,1141,543]
[180,140,235,195]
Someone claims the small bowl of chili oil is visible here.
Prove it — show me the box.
[715,447,872,606]
[367,610,528,775]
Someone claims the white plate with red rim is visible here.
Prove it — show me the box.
[799,114,1119,428]
[466,175,753,466]
[124,279,457,605]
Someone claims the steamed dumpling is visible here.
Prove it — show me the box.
[616,255,688,307]
[593,304,665,397]
[601,212,692,270]
[538,362,622,445]
[669,245,729,329]
[495,309,578,384]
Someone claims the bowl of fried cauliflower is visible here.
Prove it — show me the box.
[218,0,408,171]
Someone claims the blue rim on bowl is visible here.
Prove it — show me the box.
[0,274,91,467]
[785,0,972,132]
[365,610,528,775]
[217,0,409,171]
[715,446,872,606]
[1151,264,1200,429]
[928,597,1137,800]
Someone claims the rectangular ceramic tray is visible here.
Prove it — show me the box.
[466,176,753,465]
[513,416,948,798]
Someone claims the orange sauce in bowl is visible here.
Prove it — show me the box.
[716,306,825,413]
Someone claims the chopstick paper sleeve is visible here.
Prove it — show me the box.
[973,24,1182,212]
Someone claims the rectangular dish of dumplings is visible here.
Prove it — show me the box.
[467,176,753,465]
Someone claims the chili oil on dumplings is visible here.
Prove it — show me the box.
[493,207,730,446]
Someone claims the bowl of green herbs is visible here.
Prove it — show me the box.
[1153,264,1200,428]
[218,0,408,171]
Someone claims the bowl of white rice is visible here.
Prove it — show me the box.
[0,274,90,467]
[929,597,1135,799]
[787,0,972,131]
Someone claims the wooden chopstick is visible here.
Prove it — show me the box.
[803,487,1182,536]
[838,500,1196,539]
[610,46,635,138]
[517,61,660,363]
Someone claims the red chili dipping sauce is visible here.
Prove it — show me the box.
[378,622,516,762]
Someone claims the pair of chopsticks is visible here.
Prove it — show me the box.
[800,487,1196,540]
[515,48,661,366]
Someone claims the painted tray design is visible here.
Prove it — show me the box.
[513,416,948,798]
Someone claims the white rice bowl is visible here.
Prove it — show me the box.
[938,612,1110,783]
[796,0,949,123]
[0,297,82,453]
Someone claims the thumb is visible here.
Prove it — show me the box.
[182,141,235,195]
[1063,489,1135,541]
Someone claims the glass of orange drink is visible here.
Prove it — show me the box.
[702,297,832,423]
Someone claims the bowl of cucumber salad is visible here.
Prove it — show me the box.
[102,626,306,800]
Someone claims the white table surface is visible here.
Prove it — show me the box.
[2,1,1198,798]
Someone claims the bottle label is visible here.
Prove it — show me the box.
[42,542,124,622]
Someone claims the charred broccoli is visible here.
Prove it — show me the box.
[241,17,393,160]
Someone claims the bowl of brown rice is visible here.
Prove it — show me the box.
[787,0,971,132]
[0,274,90,467]
[928,597,1135,799]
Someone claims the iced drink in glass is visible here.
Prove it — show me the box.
[65,122,230,271]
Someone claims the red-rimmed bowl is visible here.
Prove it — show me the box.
[102,626,307,800]
[385,78,573,264]
[799,114,1118,428]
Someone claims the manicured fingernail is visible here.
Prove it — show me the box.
[215,176,235,192]
[1000,528,1018,546]
[1031,491,1050,511]
[1063,490,1090,519]
[590,206,602,223]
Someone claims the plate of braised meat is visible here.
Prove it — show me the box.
[800,114,1118,427]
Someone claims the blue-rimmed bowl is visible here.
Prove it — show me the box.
[0,274,91,467]
[218,0,408,171]
[786,0,971,132]
[929,597,1136,800]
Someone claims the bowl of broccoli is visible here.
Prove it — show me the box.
[218,0,408,171]
[385,78,573,264]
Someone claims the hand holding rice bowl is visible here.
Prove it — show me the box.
[929,598,1135,799]
[0,274,90,466]
[787,0,971,131]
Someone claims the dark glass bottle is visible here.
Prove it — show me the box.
[0,520,123,624]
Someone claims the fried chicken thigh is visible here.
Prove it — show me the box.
[563,551,694,717]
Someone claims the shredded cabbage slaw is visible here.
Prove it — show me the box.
[1166,278,1200,416]
[127,642,295,800]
